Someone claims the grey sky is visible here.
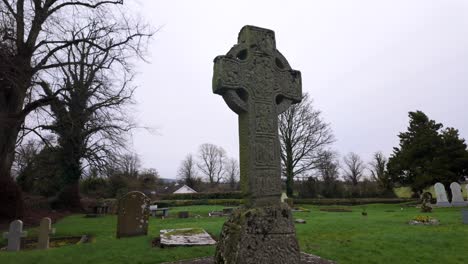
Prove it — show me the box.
[129,0,468,179]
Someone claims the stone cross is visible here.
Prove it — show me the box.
[2,220,27,252]
[434,182,451,207]
[38,217,55,250]
[450,182,467,207]
[213,25,302,207]
[116,191,150,238]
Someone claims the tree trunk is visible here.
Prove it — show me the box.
[0,54,31,220]
[0,100,25,220]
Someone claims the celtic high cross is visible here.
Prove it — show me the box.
[213,25,302,207]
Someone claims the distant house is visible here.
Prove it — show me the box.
[173,185,197,194]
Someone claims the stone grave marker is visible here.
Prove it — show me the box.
[38,217,55,250]
[450,182,467,207]
[213,25,302,264]
[116,191,150,238]
[434,182,451,207]
[2,220,27,252]
[160,228,216,246]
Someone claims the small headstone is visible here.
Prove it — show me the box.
[434,182,451,207]
[222,208,234,215]
[116,191,151,238]
[281,192,288,203]
[38,217,55,250]
[2,220,27,252]
[178,211,189,218]
[295,219,306,224]
[450,182,467,207]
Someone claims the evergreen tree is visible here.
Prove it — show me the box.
[388,111,468,194]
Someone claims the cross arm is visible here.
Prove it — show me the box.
[213,55,247,114]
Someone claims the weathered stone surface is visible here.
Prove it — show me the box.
[160,228,216,246]
[215,204,300,264]
[213,25,302,264]
[434,182,451,207]
[162,252,335,264]
[116,191,150,238]
[450,182,467,207]
[2,220,27,252]
[213,25,301,208]
[38,217,55,250]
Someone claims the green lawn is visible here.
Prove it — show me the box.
[1,204,467,264]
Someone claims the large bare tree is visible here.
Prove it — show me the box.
[342,152,366,186]
[177,153,199,189]
[316,150,341,198]
[279,93,335,197]
[0,0,129,219]
[197,143,226,185]
[34,17,150,208]
[224,158,239,190]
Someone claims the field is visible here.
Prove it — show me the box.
[1,204,467,264]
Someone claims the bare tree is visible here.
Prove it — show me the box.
[279,93,335,197]
[28,10,151,208]
[316,150,341,198]
[343,152,366,186]
[177,153,199,188]
[0,0,131,219]
[369,151,393,194]
[197,143,226,184]
[224,158,240,190]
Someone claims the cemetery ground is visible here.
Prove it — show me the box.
[1,204,467,264]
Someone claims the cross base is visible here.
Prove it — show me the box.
[215,203,300,264]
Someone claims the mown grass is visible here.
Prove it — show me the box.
[1,204,467,264]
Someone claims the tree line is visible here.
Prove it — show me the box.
[0,0,153,220]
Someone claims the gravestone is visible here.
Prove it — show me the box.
[116,191,151,238]
[38,217,55,250]
[450,182,467,207]
[213,25,302,264]
[2,220,27,251]
[434,182,451,207]
[281,192,288,203]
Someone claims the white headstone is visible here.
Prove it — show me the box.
[2,220,27,252]
[450,182,467,207]
[281,192,288,203]
[434,183,451,207]
[38,217,55,250]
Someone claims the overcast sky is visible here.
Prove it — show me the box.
[128,0,468,179]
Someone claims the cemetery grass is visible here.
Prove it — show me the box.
[1,204,467,264]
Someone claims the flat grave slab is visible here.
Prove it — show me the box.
[160,228,216,246]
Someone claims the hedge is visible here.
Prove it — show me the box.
[158,191,243,200]
[293,198,418,206]
[151,198,417,207]
[153,199,243,207]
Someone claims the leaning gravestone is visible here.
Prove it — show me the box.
[38,217,55,250]
[116,191,151,238]
[213,25,302,264]
[434,182,451,207]
[450,182,467,207]
[2,220,27,252]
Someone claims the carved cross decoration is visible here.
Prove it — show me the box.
[213,26,302,207]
